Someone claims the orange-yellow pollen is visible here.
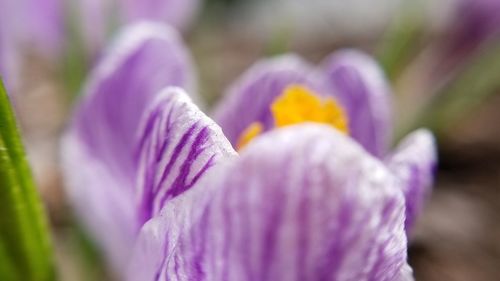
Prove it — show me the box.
[236,84,349,150]
[236,122,263,150]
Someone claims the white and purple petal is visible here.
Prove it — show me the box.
[135,87,236,224]
[386,129,437,233]
[74,22,196,179]
[213,55,320,146]
[62,22,196,271]
[321,49,393,158]
[129,125,412,281]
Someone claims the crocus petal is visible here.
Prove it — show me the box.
[386,129,437,233]
[62,22,195,271]
[321,49,393,158]
[129,125,412,281]
[135,87,236,224]
[122,0,200,31]
[74,22,195,178]
[213,55,320,146]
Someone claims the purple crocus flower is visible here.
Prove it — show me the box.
[213,50,436,232]
[62,22,435,280]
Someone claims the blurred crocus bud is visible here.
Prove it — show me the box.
[438,0,500,74]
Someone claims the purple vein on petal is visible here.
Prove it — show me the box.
[128,125,411,281]
[135,87,236,225]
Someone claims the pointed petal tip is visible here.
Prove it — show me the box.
[389,128,437,233]
[321,48,393,158]
[87,21,196,96]
[135,86,236,223]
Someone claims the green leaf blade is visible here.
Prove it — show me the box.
[0,80,56,281]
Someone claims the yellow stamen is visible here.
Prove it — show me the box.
[236,84,349,150]
[236,122,263,150]
[271,85,349,133]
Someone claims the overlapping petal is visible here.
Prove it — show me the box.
[128,125,412,281]
[321,50,393,158]
[386,129,436,233]
[73,22,196,178]
[213,55,320,145]
[135,87,236,224]
[62,22,197,270]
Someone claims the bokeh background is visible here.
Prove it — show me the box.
[2,0,499,280]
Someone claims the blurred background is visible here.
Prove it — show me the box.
[1,0,499,280]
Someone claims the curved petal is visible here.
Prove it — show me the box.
[321,49,393,158]
[213,55,321,146]
[74,22,196,179]
[386,129,437,233]
[62,22,195,271]
[121,0,200,31]
[135,87,236,225]
[62,130,137,272]
[128,125,411,281]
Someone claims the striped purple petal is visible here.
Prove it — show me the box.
[321,49,393,158]
[62,22,195,271]
[135,87,236,225]
[128,125,412,281]
[386,129,437,234]
[213,55,320,146]
[73,22,195,180]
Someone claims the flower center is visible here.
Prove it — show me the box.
[236,84,349,150]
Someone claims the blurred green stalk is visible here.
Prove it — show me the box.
[398,42,500,139]
[0,80,56,280]
[377,1,425,81]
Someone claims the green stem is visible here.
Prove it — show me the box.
[0,80,56,280]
